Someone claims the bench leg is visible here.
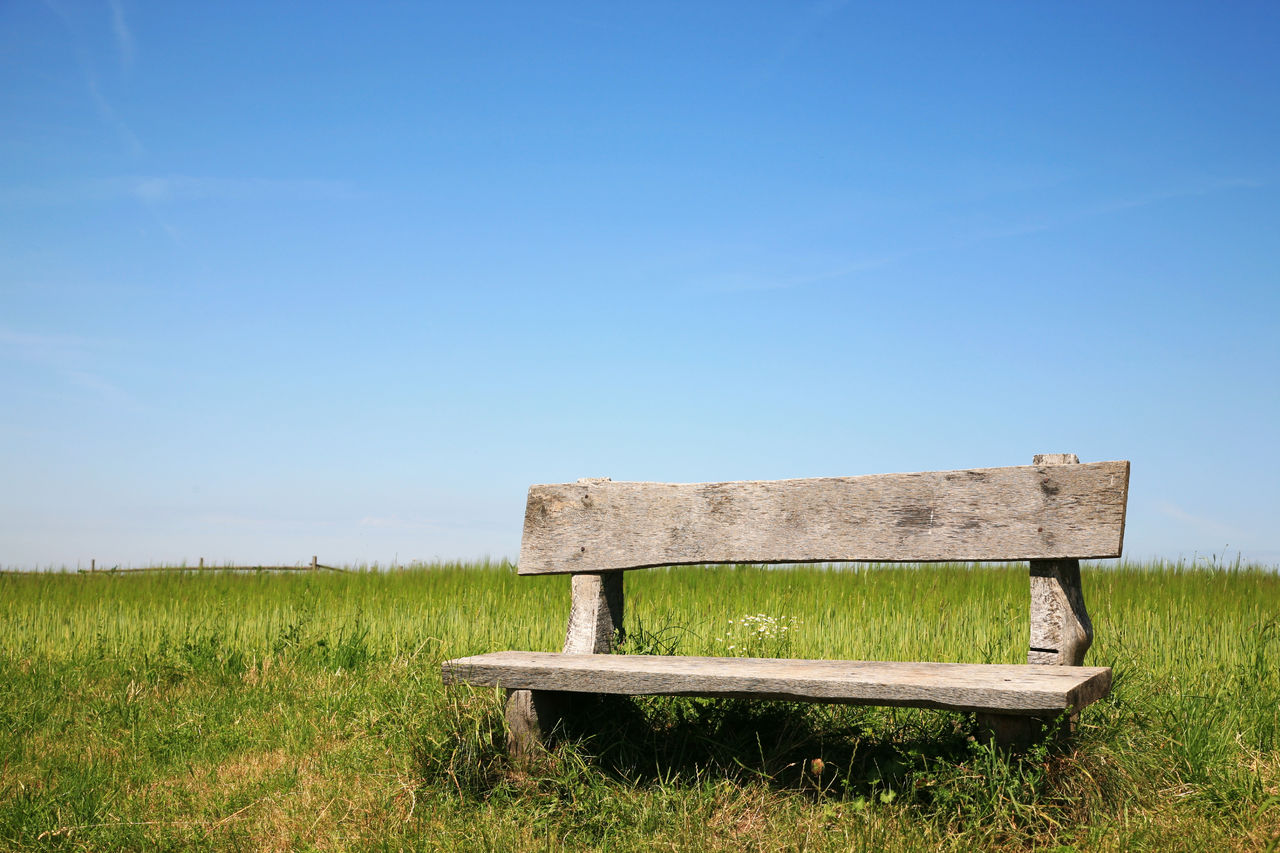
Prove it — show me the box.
[505,689,576,759]
[975,712,1074,750]
[506,572,625,760]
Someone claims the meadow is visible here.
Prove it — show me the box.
[1,560,1278,851]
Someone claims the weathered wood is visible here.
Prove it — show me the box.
[504,688,576,758]
[505,571,626,754]
[563,572,624,654]
[448,455,1127,756]
[976,712,1038,749]
[1028,560,1093,665]
[444,653,1113,715]
[1033,453,1080,466]
[975,712,1071,749]
[1026,455,1095,666]
[505,571,626,755]
[518,461,1130,575]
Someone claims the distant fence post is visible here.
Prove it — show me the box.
[311,555,318,571]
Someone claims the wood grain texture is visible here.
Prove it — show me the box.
[1033,453,1080,466]
[503,689,579,758]
[443,652,1113,715]
[1028,559,1094,665]
[975,712,1071,749]
[508,572,626,749]
[518,461,1130,575]
[562,572,624,654]
[1025,456,1096,666]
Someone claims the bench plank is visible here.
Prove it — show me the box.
[518,461,1129,575]
[442,652,1112,716]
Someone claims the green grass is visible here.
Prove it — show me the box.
[1,561,1278,850]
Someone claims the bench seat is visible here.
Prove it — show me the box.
[442,651,1112,716]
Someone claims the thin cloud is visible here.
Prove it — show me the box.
[710,177,1264,293]
[0,326,133,407]
[0,176,358,207]
[359,516,420,530]
[1156,501,1240,539]
[0,328,101,352]
[40,0,144,156]
[64,369,130,406]
[198,515,337,532]
[358,514,506,532]
[1091,178,1264,216]
[705,221,1052,294]
[108,0,134,69]
[160,222,184,245]
[87,74,144,155]
[128,175,359,204]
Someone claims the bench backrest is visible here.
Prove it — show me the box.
[519,458,1129,576]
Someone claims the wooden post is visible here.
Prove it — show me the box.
[504,689,577,758]
[506,571,624,758]
[311,555,318,571]
[1026,454,1093,666]
[979,453,1095,749]
[562,571,625,654]
[974,713,1068,750]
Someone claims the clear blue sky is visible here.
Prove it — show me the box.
[2,1,1277,569]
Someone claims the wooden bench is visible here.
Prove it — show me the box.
[442,453,1129,752]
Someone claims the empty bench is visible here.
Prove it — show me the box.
[442,454,1129,751]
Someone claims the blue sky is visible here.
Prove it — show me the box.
[2,1,1277,569]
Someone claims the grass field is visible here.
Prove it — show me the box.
[2,561,1278,851]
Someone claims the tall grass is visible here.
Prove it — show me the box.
[1,560,1278,850]
[5,560,1276,672]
